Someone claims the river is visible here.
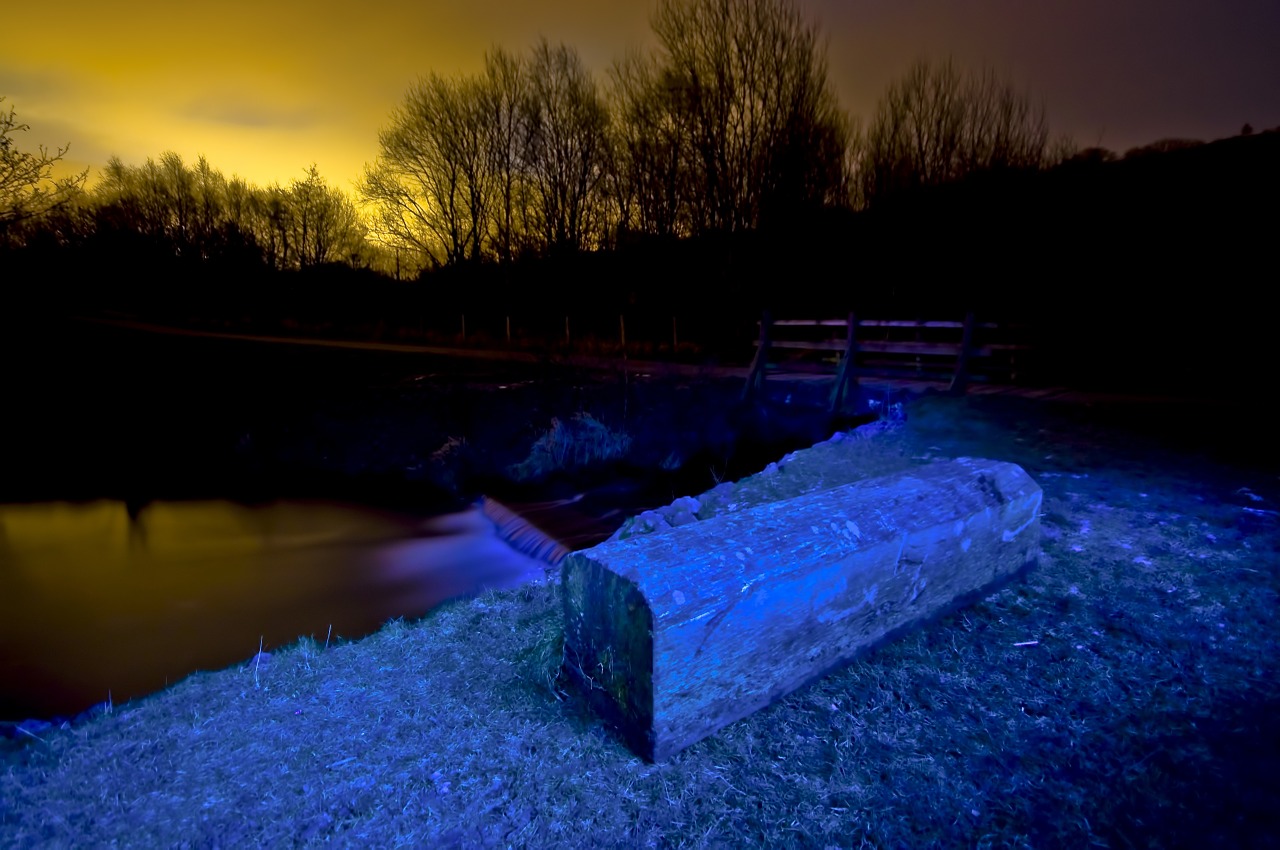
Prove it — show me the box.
[0,316,801,726]
[0,498,550,722]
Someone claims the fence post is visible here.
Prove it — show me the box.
[743,310,772,402]
[830,311,859,413]
[949,311,976,395]
[506,315,511,344]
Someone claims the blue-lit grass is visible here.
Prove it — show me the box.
[2,396,1277,847]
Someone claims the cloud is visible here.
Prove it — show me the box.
[179,95,319,131]
[0,66,77,103]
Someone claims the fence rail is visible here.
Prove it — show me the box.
[745,313,1033,410]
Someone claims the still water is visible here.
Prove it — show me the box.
[0,499,548,721]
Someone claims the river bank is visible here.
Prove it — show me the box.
[3,384,1278,847]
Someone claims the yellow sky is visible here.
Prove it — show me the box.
[3,1,655,191]
[4,0,1277,193]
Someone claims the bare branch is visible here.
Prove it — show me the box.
[0,96,87,237]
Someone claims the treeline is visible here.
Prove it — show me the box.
[360,0,853,268]
[95,156,365,271]
[4,0,1070,284]
[12,154,373,274]
[356,2,1070,271]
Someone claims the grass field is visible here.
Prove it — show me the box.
[3,394,1278,848]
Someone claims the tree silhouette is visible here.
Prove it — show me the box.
[97,152,240,260]
[0,96,87,239]
[362,72,494,269]
[608,51,698,239]
[1122,138,1203,159]
[523,39,611,255]
[251,183,295,269]
[361,4,850,264]
[1063,147,1117,166]
[97,154,188,247]
[287,164,364,267]
[646,0,851,232]
[95,153,364,270]
[478,47,534,263]
[857,58,1057,207]
[363,41,611,267]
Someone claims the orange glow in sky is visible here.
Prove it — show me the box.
[3,0,1277,192]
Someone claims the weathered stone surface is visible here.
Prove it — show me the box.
[561,457,1042,762]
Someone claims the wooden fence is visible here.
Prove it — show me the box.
[744,312,1033,410]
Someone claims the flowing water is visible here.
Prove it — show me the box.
[0,498,549,722]
[0,317,813,726]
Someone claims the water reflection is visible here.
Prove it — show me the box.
[0,499,549,721]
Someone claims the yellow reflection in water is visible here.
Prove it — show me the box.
[0,499,547,720]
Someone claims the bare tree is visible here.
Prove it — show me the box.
[647,0,850,232]
[523,39,611,254]
[159,151,197,248]
[608,51,698,239]
[362,73,494,269]
[190,155,225,253]
[85,150,368,270]
[366,14,843,262]
[288,164,364,267]
[252,184,295,270]
[96,154,181,244]
[96,152,231,257]
[1,96,87,238]
[857,58,1055,207]
[478,47,534,262]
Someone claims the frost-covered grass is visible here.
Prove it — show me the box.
[3,395,1278,848]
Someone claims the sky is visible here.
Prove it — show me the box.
[3,0,1278,193]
